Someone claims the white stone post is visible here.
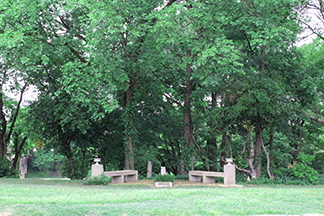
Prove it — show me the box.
[224,158,236,185]
[161,166,166,175]
[91,158,103,177]
[147,161,152,178]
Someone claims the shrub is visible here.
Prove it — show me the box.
[245,173,324,186]
[61,146,96,179]
[291,153,319,182]
[0,157,11,178]
[312,150,324,174]
[32,149,64,172]
[291,163,318,182]
[175,174,189,181]
[83,175,111,185]
[154,174,176,182]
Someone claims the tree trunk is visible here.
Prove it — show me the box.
[53,161,58,172]
[124,86,134,170]
[297,121,304,155]
[207,137,217,171]
[0,91,6,158]
[67,154,75,179]
[125,135,134,170]
[220,133,227,170]
[0,134,5,158]
[255,126,262,178]
[238,122,258,179]
[0,82,26,159]
[253,45,266,178]
[261,136,273,179]
[65,142,75,179]
[269,129,274,153]
[11,134,27,171]
[248,130,257,179]
[183,48,194,171]
[237,131,257,179]
[124,69,140,170]
[124,87,133,170]
[179,160,184,175]
[207,92,218,171]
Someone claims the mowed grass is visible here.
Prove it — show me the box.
[0,178,324,216]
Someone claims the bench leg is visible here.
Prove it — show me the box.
[126,172,138,182]
[189,174,201,182]
[203,175,215,184]
[112,175,124,183]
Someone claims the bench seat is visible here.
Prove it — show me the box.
[103,170,138,183]
[189,171,224,183]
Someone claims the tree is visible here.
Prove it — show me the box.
[77,0,181,170]
[148,0,243,173]
[202,0,306,178]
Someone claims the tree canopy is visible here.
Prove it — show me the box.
[0,0,323,181]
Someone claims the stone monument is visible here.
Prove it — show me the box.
[147,161,152,178]
[224,158,236,185]
[91,158,103,177]
[161,166,166,175]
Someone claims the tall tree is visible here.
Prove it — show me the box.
[151,0,243,172]
[205,0,305,178]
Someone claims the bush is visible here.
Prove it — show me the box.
[61,146,96,179]
[291,153,318,182]
[175,174,189,181]
[245,174,323,186]
[312,150,324,174]
[83,175,111,185]
[154,174,176,182]
[0,157,11,178]
[32,149,64,172]
[291,163,318,182]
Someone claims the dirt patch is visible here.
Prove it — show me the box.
[109,179,243,188]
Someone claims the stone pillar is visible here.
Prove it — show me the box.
[19,155,28,179]
[161,166,166,175]
[224,158,235,185]
[91,158,103,177]
[147,161,152,178]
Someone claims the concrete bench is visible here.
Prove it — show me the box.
[189,160,236,185]
[189,171,224,183]
[103,170,138,183]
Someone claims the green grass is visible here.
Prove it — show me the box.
[25,169,64,179]
[0,178,324,216]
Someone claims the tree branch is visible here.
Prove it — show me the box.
[7,83,28,142]
[302,20,324,41]
[67,45,89,64]
[235,164,251,175]
[164,0,177,8]
[305,111,324,126]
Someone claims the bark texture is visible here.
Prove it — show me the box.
[124,70,140,170]
[183,48,194,171]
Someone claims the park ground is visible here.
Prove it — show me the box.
[0,178,324,216]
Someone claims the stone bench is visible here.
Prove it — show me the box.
[189,159,236,186]
[189,171,225,183]
[103,170,138,183]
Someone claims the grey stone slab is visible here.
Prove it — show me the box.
[104,170,138,183]
[147,161,152,178]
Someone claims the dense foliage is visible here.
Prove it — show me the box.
[0,0,323,182]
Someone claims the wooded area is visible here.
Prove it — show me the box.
[0,0,324,181]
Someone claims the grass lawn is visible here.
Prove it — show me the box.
[0,178,323,216]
